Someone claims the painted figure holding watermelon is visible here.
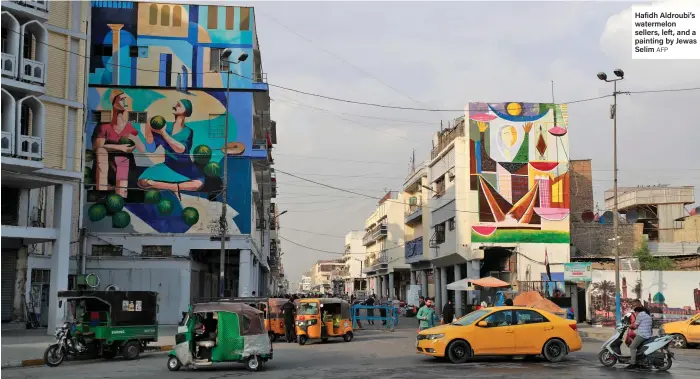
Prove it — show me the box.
[92,90,147,198]
[137,99,206,199]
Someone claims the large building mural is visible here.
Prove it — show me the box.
[84,2,266,235]
[467,102,570,243]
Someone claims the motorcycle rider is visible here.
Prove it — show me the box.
[627,299,653,369]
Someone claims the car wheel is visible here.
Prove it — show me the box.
[298,335,308,345]
[167,356,181,371]
[671,334,687,349]
[446,340,471,364]
[542,339,567,363]
[597,349,617,367]
[122,341,140,360]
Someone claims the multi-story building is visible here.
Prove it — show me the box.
[310,259,344,294]
[341,230,364,295]
[403,161,434,299]
[299,271,311,293]
[427,103,571,317]
[1,1,89,332]
[268,201,282,294]
[362,191,409,300]
[79,2,276,323]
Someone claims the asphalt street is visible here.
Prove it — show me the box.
[3,330,699,379]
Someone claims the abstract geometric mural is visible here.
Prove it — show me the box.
[468,102,570,243]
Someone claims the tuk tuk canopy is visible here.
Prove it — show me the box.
[193,302,265,336]
[57,290,158,327]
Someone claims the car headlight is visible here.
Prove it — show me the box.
[425,334,444,340]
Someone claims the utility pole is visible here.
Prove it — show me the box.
[597,69,625,324]
[218,50,248,297]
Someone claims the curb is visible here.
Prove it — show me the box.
[579,331,611,341]
[1,345,173,369]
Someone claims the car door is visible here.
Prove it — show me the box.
[687,315,700,343]
[470,310,515,355]
[512,309,552,355]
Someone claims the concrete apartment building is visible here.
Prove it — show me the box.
[425,103,572,317]
[2,1,89,331]
[362,191,410,300]
[299,271,311,292]
[78,2,278,323]
[310,259,344,294]
[341,230,364,294]
[402,162,434,298]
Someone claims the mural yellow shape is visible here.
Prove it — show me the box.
[506,102,522,116]
[500,125,518,148]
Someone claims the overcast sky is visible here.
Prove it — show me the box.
[248,0,700,285]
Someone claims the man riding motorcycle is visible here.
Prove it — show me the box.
[627,300,653,370]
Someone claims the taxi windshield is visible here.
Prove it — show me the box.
[299,302,319,315]
[451,309,490,326]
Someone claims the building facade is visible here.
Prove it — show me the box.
[427,103,571,317]
[80,2,276,323]
[403,162,435,299]
[363,191,410,300]
[342,230,364,295]
[2,1,89,332]
[310,259,344,294]
[299,271,311,293]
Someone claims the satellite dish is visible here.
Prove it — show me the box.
[601,211,614,224]
[85,273,100,289]
[581,211,595,223]
[626,209,639,224]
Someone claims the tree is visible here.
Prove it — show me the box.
[633,279,642,299]
[633,241,675,271]
[593,280,615,317]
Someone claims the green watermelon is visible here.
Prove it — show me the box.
[182,207,200,226]
[118,136,135,146]
[87,203,107,222]
[203,161,221,177]
[144,189,161,204]
[193,145,212,165]
[112,211,131,228]
[85,149,95,162]
[157,199,174,215]
[149,115,167,130]
[105,194,125,214]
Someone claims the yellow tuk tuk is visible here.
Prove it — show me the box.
[295,298,353,345]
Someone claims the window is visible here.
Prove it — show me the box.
[209,48,228,72]
[434,177,445,197]
[239,7,250,31]
[92,110,110,123]
[481,310,513,327]
[94,44,112,57]
[161,5,170,27]
[207,6,218,29]
[91,244,123,257]
[173,5,183,27]
[128,111,148,124]
[448,217,455,231]
[434,223,445,244]
[142,245,172,257]
[515,310,548,325]
[452,309,490,326]
[225,7,234,30]
[149,4,158,25]
[23,33,33,58]
[1,28,7,53]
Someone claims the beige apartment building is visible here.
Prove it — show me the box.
[1,1,89,332]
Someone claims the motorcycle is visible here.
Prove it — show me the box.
[598,312,675,371]
[43,322,94,367]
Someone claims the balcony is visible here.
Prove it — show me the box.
[405,197,423,224]
[430,117,465,160]
[20,57,45,84]
[17,134,42,160]
[3,1,49,21]
[1,131,14,156]
[404,236,424,263]
[362,223,387,246]
[1,52,17,78]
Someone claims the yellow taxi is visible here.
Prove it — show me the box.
[416,306,582,363]
[659,313,700,348]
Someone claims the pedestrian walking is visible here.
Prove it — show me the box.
[417,299,438,332]
[366,294,375,325]
[441,300,455,324]
[281,298,296,343]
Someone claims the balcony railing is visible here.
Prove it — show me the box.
[430,118,465,160]
[362,223,387,246]
[14,0,48,11]
[1,52,17,78]
[404,236,424,261]
[1,131,14,156]
[17,135,42,159]
[20,58,45,84]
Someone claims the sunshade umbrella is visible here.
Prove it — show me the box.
[445,276,510,291]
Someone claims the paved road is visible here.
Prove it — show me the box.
[4,329,699,379]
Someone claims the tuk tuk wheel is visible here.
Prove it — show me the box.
[167,356,181,371]
[122,341,140,360]
[298,335,308,345]
[246,355,262,371]
[343,332,353,342]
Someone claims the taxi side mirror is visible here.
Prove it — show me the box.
[477,321,488,327]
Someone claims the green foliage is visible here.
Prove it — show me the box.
[633,241,675,271]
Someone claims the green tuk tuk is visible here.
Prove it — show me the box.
[167,301,273,371]
[44,290,158,366]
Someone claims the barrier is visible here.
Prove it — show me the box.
[351,305,399,331]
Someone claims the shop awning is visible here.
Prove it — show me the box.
[445,276,510,291]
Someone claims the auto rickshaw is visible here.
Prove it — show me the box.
[296,298,353,345]
[265,298,287,342]
[166,301,272,371]
[44,290,159,366]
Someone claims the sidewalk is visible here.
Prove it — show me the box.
[1,326,177,369]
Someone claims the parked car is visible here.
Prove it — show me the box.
[416,306,582,363]
[659,313,700,348]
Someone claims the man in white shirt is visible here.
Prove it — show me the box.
[627,300,653,369]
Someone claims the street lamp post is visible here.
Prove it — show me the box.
[218,49,248,297]
[355,258,364,291]
[597,68,625,324]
